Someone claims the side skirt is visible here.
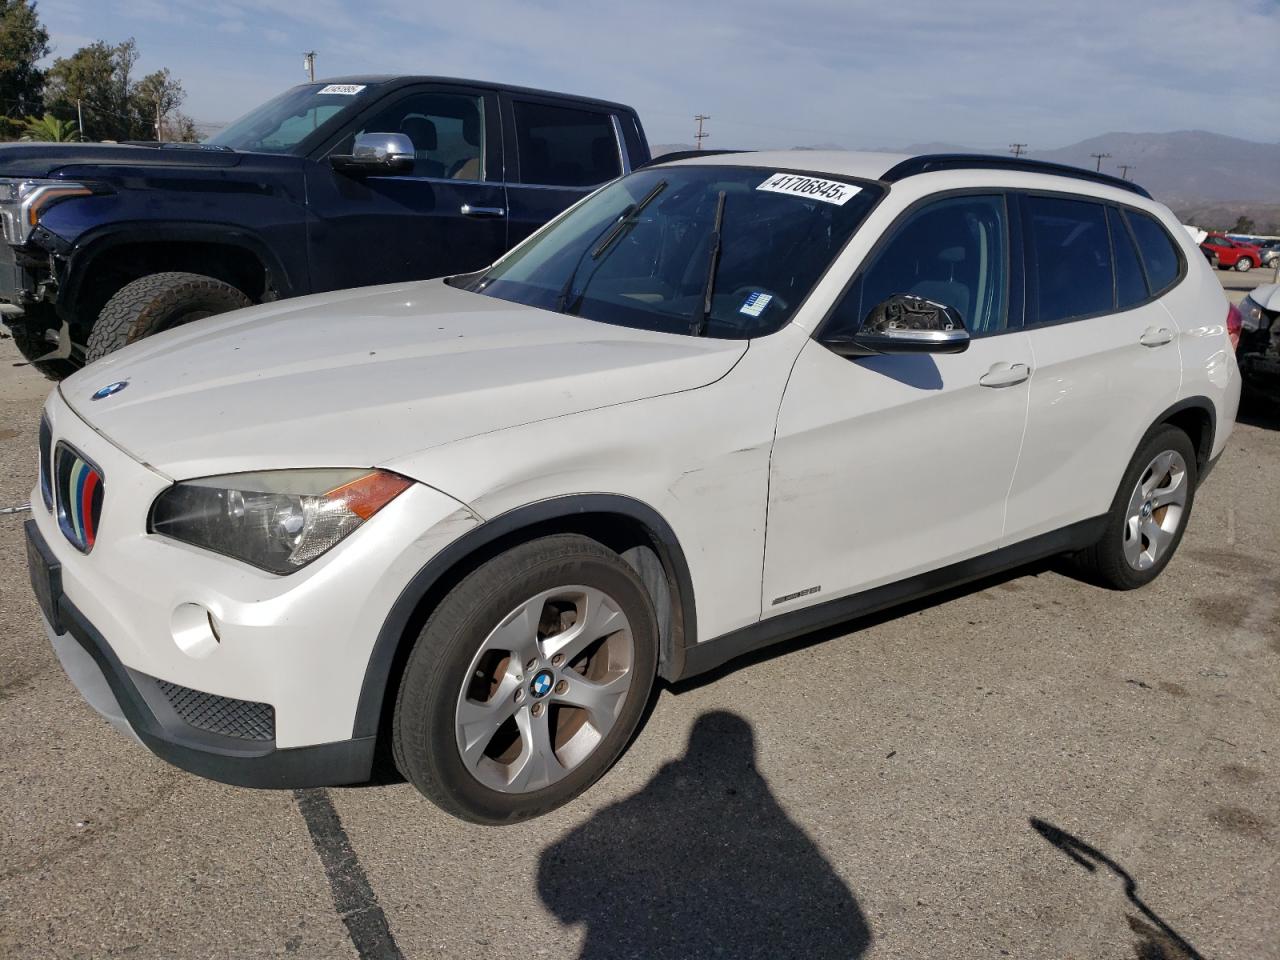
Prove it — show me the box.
[676,515,1107,681]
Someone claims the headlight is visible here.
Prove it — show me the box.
[149,468,413,574]
[0,177,95,244]
[1238,296,1264,332]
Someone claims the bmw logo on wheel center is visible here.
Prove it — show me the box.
[530,670,555,699]
[90,381,129,400]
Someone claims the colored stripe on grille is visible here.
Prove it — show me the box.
[54,443,104,553]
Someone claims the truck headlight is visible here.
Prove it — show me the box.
[0,178,95,244]
[149,469,413,574]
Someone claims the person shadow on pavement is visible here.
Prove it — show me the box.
[537,710,872,960]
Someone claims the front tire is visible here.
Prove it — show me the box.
[85,272,251,364]
[392,534,659,824]
[1234,257,1254,272]
[1074,426,1198,590]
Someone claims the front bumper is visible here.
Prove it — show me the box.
[30,519,376,787]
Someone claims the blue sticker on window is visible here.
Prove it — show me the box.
[739,292,773,317]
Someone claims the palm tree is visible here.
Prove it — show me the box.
[20,114,84,143]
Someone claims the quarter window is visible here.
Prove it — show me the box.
[1025,196,1112,325]
[828,194,1009,337]
[513,101,620,187]
[1108,207,1148,309]
[1125,211,1181,292]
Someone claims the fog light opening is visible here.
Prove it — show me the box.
[171,603,219,659]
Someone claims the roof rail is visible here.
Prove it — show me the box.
[641,149,751,167]
[881,154,1151,199]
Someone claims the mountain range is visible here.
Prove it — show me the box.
[649,130,1280,230]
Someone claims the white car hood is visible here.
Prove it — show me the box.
[60,280,748,479]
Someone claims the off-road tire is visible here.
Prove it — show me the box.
[85,272,251,364]
[392,534,659,824]
[1073,425,1198,590]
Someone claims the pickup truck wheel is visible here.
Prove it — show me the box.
[1233,257,1254,272]
[85,272,251,363]
[392,534,659,824]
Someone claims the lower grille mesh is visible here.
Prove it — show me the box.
[155,680,275,742]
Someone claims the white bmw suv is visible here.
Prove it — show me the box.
[26,151,1240,823]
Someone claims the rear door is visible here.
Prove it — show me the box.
[763,192,1035,614]
[1003,195,1185,541]
[304,83,507,291]
[502,95,628,248]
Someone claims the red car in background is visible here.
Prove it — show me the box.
[1201,233,1263,271]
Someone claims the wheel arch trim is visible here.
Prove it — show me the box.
[352,493,697,740]
[1151,395,1217,474]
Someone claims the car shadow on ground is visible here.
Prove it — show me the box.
[537,710,872,960]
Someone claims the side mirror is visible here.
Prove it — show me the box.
[330,132,415,176]
[823,294,970,356]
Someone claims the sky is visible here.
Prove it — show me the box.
[35,0,1280,150]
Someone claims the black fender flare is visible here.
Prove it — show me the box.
[56,221,298,322]
[351,494,698,740]
[1148,395,1217,475]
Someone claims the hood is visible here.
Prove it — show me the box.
[60,280,748,479]
[0,142,242,179]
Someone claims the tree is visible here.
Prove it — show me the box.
[21,112,81,141]
[0,0,50,122]
[44,38,191,142]
[1231,215,1256,235]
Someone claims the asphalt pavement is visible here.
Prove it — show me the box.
[1,281,1277,959]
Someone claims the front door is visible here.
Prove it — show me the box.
[305,85,507,292]
[763,193,1033,615]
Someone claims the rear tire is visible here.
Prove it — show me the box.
[392,534,659,824]
[85,272,251,364]
[1074,426,1198,590]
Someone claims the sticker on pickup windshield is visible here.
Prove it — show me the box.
[319,84,366,95]
[739,292,773,317]
[756,173,861,206]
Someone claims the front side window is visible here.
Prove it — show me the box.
[514,101,620,187]
[344,92,486,180]
[459,166,882,339]
[827,194,1009,338]
[1125,210,1182,293]
[1026,195,1113,325]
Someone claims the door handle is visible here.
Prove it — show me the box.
[1139,326,1174,347]
[460,204,506,218]
[979,362,1031,388]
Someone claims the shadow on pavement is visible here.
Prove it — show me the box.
[1030,817,1206,960]
[538,710,871,960]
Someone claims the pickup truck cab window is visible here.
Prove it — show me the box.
[344,91,489,181]
[513,100,622,187]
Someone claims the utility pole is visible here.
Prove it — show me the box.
[75,99,83,139]
[155,98,162,141]
[694,114,710,150]
[1090,152,1111,172]
[303,51,317,82]
[1009,143,1027,158]
[1117,163,1134,180]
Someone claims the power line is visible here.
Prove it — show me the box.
[1009,143,1027,158]
[1090,152,1111,172]
[694,114,710,150]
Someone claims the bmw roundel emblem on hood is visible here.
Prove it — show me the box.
[91,381,129,400]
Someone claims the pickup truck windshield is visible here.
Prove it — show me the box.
[462,165,882,338]
[206,83,378,154]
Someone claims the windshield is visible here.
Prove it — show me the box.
[206,82,378,154]
[460,165,883,338]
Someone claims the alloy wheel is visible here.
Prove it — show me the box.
[454,585,635,793]
[1122,450,1189,571]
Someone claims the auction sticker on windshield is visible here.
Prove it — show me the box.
[319,84,366,95]
[757,173,861,206]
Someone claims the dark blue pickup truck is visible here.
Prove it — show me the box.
[0,76,650,377]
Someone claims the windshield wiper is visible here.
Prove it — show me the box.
[556,179,667,315]
[690,190,727,336]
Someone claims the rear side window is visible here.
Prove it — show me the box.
[1108,207,1148,309]
[514,101,620,187]
[1025,195,1113,325]
[1125,210,1181,293]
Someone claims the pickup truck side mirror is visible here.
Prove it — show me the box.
[822,293,970,357]
[330,133,415,176]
